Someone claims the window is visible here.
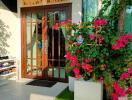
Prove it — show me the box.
[82,0,98,22]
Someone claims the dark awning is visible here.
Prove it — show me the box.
[1,0,17,12]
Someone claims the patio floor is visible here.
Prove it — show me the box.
[0,79,68,100]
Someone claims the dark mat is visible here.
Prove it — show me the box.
[26,80,57,87]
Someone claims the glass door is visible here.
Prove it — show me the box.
[21,9,44,79]
[46,10,67,81]
[21,4,71,82]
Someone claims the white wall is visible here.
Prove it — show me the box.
[0,0,21,80]
[0,1,19,57]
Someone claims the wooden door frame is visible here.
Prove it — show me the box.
[21,3,72,81]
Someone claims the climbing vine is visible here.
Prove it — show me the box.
[98,0,132,32]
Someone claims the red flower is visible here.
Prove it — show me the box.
[52,23,59,30]
[100,64,106,70]
[112,44,120,50]
[89,34,95,40]
[82,62,86,69]
[120,72,130,80]
[73,67,81,79]
[85,64,93,73]
[128,67,132,75]
[113,82,126,97]
[112,34,132,50]
[69,55,78,67]
[112,93,118,100]
[74,42,80,47]
[126,87,132,94]
[94,19,107,28]
[85,58,90,63]
[97,76,103,82]
[64,52,71,60]
[76,62,80,67]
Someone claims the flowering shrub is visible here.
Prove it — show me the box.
[53,18,132,99]
[112,67,132,100]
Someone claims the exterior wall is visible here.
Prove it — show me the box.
[0,0,21,80]
[0,0,82,80]
[0,1,19,57]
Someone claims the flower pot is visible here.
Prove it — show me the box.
[118,96,128,100]
[68,76,75,92]
[74,80,103,100]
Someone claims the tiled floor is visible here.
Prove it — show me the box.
[0,79,68,100]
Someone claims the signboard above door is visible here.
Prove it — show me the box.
[20,0,71,7]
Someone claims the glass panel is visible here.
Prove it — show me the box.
[47,10,67,79]
[32,23,36,58]
[60,68,65,78]
[37,13,42,76]
[26,23,31,58]
[27,66,31,75]
[26,13,31,22]
[83,0,98,22]
[60,11,66,21]
[27,59,31,66]
[47,12,54,28]
[32,13,36,22]
[54,67,58,78]
[32,59,36,66]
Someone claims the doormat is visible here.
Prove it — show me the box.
[26,80,57,87]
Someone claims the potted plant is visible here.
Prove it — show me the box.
[63,18,132,100]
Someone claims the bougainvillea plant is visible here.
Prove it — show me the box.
[53,18,132,99]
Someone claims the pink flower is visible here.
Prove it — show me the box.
[126,87,132,94]
[120,72,130,80]
[52,23,59,30]
[128,67,132,74]
[64,52,71,60]
[70,55,77,62]
[89,34,95,40]
[112,34,132,50]
[85,59,90,63]
[85,64,93,73]
[94,19,107,28]
[82,62,86,69]
[112,93,118,100]
[76,62,80,67]
[73,67,79,74]
[73,67,81,79]
[112,44,120,50]
[113,82,126,97]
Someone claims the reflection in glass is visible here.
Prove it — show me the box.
[26,23,31,58]
[47,11,66,79]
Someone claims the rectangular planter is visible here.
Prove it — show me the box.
[68,76,75,92]
[74,80,103,100]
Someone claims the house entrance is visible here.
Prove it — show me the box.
[21,4,71,82]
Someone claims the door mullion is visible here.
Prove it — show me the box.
[58,29,61,80]
[36,17,38,77]
[30,13,33,78]
[52,28,54,78]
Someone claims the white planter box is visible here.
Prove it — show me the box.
[118,96,128,100]
[74,80,103,100]
[68,76,75,92]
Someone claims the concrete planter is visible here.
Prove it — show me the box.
[74,80,103,100]
[68,76,75,92]
[118,96,128,100]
